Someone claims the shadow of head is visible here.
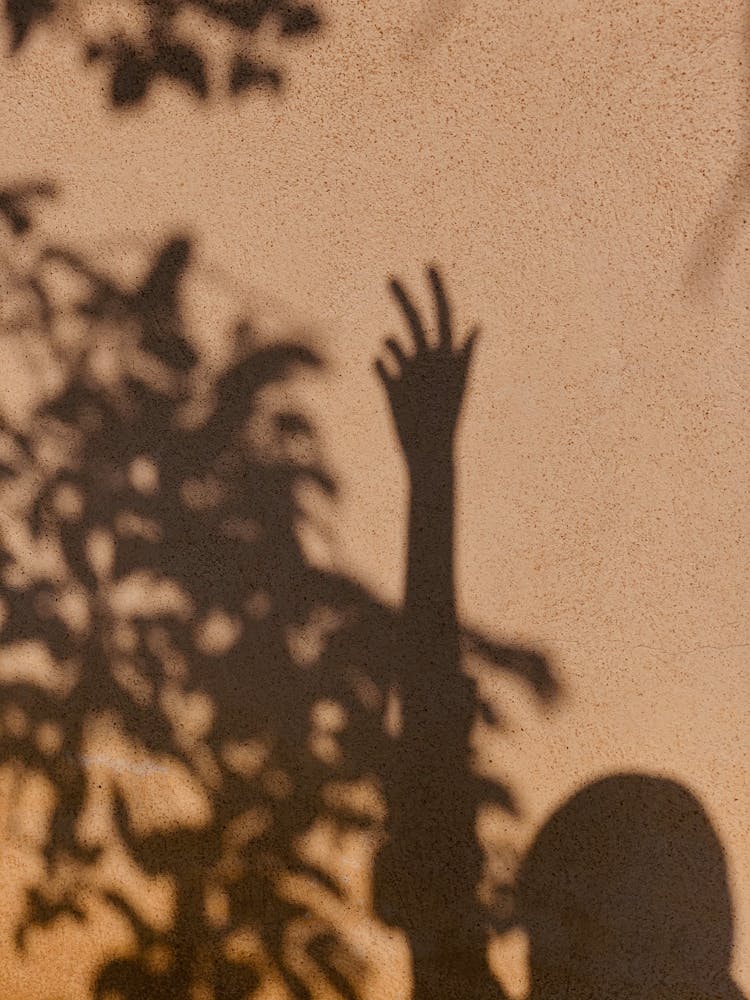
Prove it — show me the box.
[516,773,743,1000]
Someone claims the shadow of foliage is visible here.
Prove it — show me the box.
[4,0,321,107]
[0,183,558,999]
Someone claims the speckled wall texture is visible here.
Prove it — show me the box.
[0,1,748,998]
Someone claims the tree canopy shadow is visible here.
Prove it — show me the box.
[3,0,322,107]
[0,183,558,1000]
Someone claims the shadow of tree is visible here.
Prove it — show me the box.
[0,184,558,999]
[4,0,321,107]
[685,1,750,292]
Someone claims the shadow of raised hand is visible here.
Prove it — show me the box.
[375,266,478,469]
[371,265,510,1000]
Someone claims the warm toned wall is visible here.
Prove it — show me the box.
[1,0,749,997]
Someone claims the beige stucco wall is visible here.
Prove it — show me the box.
[1,0,748,996]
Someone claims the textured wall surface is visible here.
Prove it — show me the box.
[1,1,748,997]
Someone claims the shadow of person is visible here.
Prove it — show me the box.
[516,773,745,1000]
